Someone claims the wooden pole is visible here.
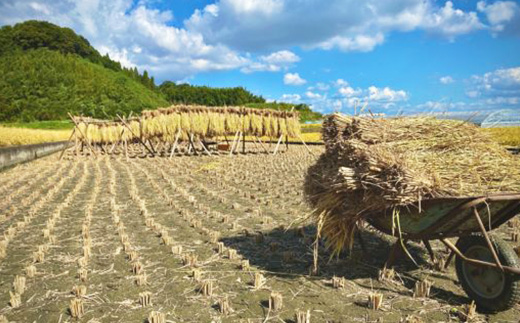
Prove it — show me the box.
[199,139,212,156]
[273,135,284,155]
[169,130,181,159]
[297,134,315,156]
[147,139,158,154]
[117,115,155,157]
[286,107,294,152]
[74,133,79,157]
[67,113,97,157]
[229,131,239,156]
[189,133,199,156]
[250,136,260,152]
[242,131,246,154]
[234,131,242,155]
[255,136,269,154]
[109,142,117,154]
[58,128,76,160]
[155,141,164,156]
[124,139,129,160]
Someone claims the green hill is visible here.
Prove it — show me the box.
[0,20,168,121]
[0,20,322,122]
[0,49,169,121]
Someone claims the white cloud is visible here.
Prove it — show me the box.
[466,90,480,98]
[295,81,409,114]
[280,93,301,103]
[225,0,284,16]
[332,100,343,110]
[261,50,299,65]
[315,33,385,52]
[241,50,299,73]
[0,0,512,82]
[412,100,520,124]
[470,66,520,97]
[338,86,362,97]
[334,79,349,87]
[419,1,484,39]
[28,2,51,15]
[186,0,488,53]
[305,91,323,99]
[477,1,520,33]
[439,75,454,84]
[308,82,330,91]
[97,46,135,68]
[414,66,520,119]
[368,86,408,102]
[283,73,306,86]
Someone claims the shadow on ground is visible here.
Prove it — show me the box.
[221,224,468,305]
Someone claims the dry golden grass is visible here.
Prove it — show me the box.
[300,124,520,146]
[483,127,520,146]
[0,126,70,147]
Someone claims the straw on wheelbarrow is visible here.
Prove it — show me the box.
[304,113,520,256]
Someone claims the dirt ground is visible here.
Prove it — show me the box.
[0,145,519,322]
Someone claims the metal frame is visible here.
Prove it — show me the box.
[379,194,520,275]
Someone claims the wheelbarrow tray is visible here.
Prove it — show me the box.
[367,193,520,240]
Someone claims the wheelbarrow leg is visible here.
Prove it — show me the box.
[444,250,455,269]
[423,240,435,262]
[385,239,418,268]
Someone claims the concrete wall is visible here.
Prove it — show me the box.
[0,141,71,170]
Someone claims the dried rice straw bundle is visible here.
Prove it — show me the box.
[250,111,263,136]
[180,108,192,135]
[286,113,301,137]
[305,113,520,256]
[241,109,252,133]
[225,109,241,134]
[190,109,208,137]
[75,122,88,141]
[270,113,279,138]
[277,112,288,137]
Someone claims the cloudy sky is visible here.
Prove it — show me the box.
[1,0,520,117]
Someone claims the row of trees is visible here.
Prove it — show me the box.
[158,82,265,107]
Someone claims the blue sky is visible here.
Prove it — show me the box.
[1,0,520,118]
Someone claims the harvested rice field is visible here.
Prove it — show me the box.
[1,146,520,322]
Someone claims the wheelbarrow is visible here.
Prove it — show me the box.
[366,193,520,312]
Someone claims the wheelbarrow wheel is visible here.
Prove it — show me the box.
[455,235,520,313]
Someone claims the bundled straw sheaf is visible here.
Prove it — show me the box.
[74,105,300,144]
[305,113,520,255]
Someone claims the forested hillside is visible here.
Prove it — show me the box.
[0,21,168,121]
[0,49,168,120]
[0,20,321,122]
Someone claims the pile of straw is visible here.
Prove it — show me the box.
[305,113,520,255]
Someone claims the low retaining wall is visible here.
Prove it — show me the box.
[0,141,71,170]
